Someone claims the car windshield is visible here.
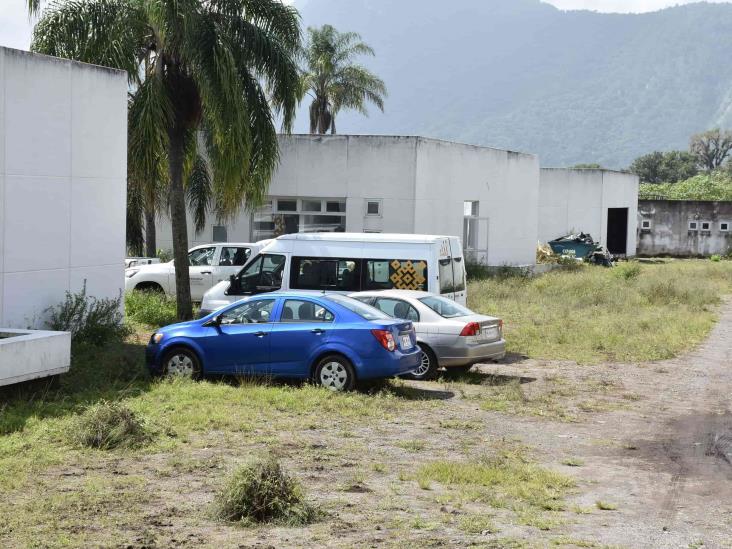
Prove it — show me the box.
[418,295,474,318]
[324,294,391,321]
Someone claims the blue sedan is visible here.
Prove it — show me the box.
[145,292,421,391]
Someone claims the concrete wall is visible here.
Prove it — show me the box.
[415,138,539,266]
[156,135,539,266]
[0,47,127,328]
[637,200,732,256]
[539,168,639,256]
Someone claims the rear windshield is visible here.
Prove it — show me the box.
[324,294,390,321]
[418,295,474,319]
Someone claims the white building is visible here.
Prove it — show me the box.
[538,168,639,256]
[156,135,541,266]
[0,47,127,328]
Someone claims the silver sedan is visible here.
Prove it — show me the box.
[350,290,506,380]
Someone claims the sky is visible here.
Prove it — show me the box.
[1,0,732,51]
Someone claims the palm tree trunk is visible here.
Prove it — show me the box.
[168,127,193,321]
[144,207,156,258]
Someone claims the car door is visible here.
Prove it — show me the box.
[215,246,252,285]
[268,298,335,377]
[202,297,278,375]
[188,246,216,301]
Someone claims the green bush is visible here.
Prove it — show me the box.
[465,259,491,281]
[639,171,732,201]
[46,282,128,345]
[213,457,317,526]
[125,290,178,327]
[613,262,641,280]
[69,401,152,450]
[711,254,722,262]
[156,249,172,263]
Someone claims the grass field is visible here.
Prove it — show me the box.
[468,260,732,363]
[0,259,730,546]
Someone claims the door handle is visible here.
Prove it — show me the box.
[253,331,268,337]
[311,328,326,335]
[201,271,212,275]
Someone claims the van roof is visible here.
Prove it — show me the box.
[276,233,456,244]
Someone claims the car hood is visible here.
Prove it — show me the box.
[157,320,200,334]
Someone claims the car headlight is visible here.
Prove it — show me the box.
[125,268,140,278]
[150,333,164,344]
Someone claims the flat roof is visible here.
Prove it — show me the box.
[277,233,454,244]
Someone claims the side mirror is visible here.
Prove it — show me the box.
[203,314,222,328]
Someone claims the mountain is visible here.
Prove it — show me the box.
[294,0,732,168]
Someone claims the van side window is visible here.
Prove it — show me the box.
[290,257,361,291]
[363,259,428,291]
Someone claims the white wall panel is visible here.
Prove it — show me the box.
[2,269,69,328]
[3,175,71,272]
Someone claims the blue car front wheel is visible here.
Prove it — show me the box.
[314,354,356,392]
[162,347,202,380]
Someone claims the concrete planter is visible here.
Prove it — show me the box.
[0,329,71,387]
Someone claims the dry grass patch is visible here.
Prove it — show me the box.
[468,260,732,363]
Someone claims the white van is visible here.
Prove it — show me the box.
[199,233,468,316]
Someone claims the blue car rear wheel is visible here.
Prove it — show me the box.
[315,354,356,392]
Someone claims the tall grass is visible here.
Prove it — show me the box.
[125,291,178,328]
[468,260,732,363]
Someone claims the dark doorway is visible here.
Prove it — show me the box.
[606,208,628,255]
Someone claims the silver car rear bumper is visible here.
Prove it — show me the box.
[436,338,506,367]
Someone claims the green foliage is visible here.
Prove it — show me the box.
[301,24,387,134]
[690,128,732,171]
[156,249,172,263]
[213,457,317,526]
[465,259,491,281]
[46,282,128,346]
[639,171,732,201]
[613,262,641,280]
[711,254,722,262]
[125,290,178,328]
[629,150,699,184]
[571,163,603,169]
[69,401,152,450]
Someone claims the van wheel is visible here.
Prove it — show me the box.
[314,355,356,392]
[405,343,439,381]
[162,348,202,380]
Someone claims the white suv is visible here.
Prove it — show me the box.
[124,242,263,301]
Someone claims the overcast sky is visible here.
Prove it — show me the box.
[1,1,731,51]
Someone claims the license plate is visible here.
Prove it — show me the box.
[482,327,499,340]
[400,334,412,349]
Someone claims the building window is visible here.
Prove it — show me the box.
[701,221,711,231]
[251,198,346,241]
[366,199,382,217]
[212,225,228,242]
[688,221,698,231]
[721,222,730,232]
[641,220,652,230]
[463,201,488,262]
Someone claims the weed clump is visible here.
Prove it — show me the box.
[70,401,152,450]
[213,458,317,526]
[125,290,178,327]
[613,261,641,280]
[46,282,128,345]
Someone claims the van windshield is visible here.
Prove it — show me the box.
[324,294,391,321]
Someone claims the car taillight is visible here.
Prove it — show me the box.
[371,329,396,351]
[459,322,481,337]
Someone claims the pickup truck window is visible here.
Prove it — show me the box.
[189,247,216,266]
[220,247,250,266]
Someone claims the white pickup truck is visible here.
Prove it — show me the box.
[124,242,263,301]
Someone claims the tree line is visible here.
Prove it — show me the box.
[629,128,732,184]
[27,0,387,320]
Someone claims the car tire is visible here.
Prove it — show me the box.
[314,354,356,392]
[162,347,202,380]
[135,282,164,294]
[405,343,439,381]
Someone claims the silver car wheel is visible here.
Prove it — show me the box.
[166,353,194,378]
[319,361,348,391]
[413,350,431,377]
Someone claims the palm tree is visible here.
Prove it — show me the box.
[33,0,301,320]
[301,24,386,134]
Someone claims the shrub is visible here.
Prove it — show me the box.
[125,290,178,327]
[613,262,641,280]
[213,457,317,526]
[69,401,152,450]
[156,249,172,263]
[46,282,128,345]
[711,254,722,262]
[466,259,491,281]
